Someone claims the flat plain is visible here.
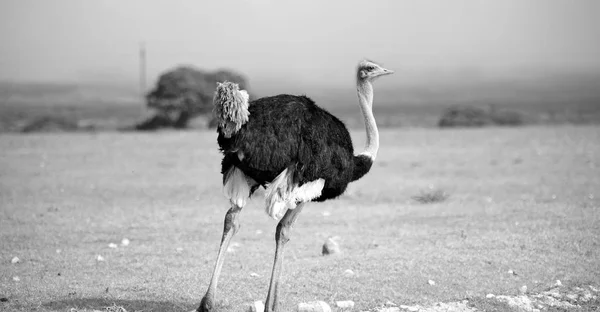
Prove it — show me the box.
[1,125,599,311]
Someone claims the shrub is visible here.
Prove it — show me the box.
[438,106,491,128]
[438,105,525,128]
[134,65,250,131]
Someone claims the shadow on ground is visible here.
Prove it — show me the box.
[42,298,194,312]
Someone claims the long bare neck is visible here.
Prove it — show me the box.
[356,79,379,160]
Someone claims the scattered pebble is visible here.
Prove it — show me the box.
[335,300,354,309]
[520,285,528,294]
[176,247,184,253]
[12,276,20,282]
[250,272,260,278]
[428,279,436,286]
[108,243,118,249]
[56,249,62,254]
[255,230,263,235]
[322,237,340,256]
[551,194,557,200]
[11,256,20,264]
[507,269,516,275]
[554,280,562,287]
[96,255,105,262]
[343,269,355,277]
[227,242,241,253]
[486,294,495,298]
[297,301,331,312]
[322,211,331,217]
[247,300,264,312]
[121,238,130,246]
[384,300,397,306]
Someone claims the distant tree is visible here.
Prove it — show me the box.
[136,66,249,130]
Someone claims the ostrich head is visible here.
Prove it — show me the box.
[357,60,394,81]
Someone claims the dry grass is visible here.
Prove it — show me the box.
[412,189,450,204]
[1,125,599,311]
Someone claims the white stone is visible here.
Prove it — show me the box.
[108,243,118,249]
[121,238,130,246]
[335,300,354,309]
[11,257,20,264]
[297,301,331,312]
[427,279,436,286]
[250,272,260,277]
[248,301,264,312]
[12,276,20,282]
[486,294,495,298]
[343,269,355,277]
[96,255,105,262]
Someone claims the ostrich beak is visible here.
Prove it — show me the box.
[381,68,394,75]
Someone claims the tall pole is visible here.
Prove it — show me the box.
[139,41,147,110]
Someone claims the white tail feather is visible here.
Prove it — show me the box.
[213,82,250,138]
[265,168,325,220]
[223,167,253,207]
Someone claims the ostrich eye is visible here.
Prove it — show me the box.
[365,66,375,71]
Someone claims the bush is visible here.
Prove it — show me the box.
[438,105,525,128]
[438,106,491,128]
[141,66,249,130]
[21,116,82,133]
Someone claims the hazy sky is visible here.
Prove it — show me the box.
[1,0,599,88]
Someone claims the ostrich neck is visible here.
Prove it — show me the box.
[357,79,379,160]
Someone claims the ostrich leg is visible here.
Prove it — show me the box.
[198,205,243,312]
[264,203,305,312]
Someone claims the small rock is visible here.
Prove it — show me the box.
[407,307,419,312]
[399,305,410,309]
[108,243,118,249]
[322,211,331,217]
[248,300,264,312]
[343,269,355,277]
[507,269,517,276]
[255,230,263,235]
[96,255,105,262]
[56,249,62,254]
[11,257,20,264]
[427,279,436,286]
[335,300,354,309]
[176,247,184,253]
[486,294,495,298]
[384,300,397,306]
[519,285,527,294]
[566,293,578,301]
[297,301,331,312]
[250,272,260,278]
[227,242,241,253]
[322,237,340,256]
[121,238,130,246]
[554,280,562,287]
[12,276,20,282]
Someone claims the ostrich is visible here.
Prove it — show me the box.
[199,59,393,312]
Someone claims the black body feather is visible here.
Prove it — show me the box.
[218,94,372,202]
